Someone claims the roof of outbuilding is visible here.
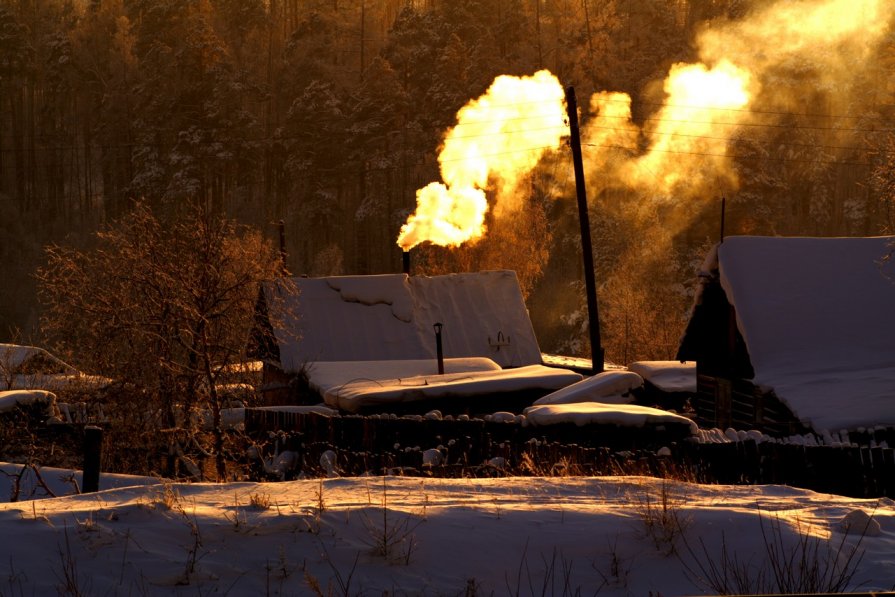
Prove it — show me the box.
[704,235,895,431]
[263,270,544,373]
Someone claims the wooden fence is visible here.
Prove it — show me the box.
[245,410,895,499]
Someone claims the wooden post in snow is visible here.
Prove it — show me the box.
[565,86,604,374]
[82,425,103,493]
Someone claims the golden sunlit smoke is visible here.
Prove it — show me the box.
[581,60,753,200]
[580,0,890,203]
[626,59,753,195]
[580,91,639,184]
[399,0,893,254]
[698,0,888,103]
[397,70,566,251]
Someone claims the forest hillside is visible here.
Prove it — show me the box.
[1,0,893,363]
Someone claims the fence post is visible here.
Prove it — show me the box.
[82,425,103,493]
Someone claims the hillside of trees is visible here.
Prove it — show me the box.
[2,0,894,365]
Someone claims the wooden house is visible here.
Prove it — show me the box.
[251,270,581,410]
[677,235,895,435]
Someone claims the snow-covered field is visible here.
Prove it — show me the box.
[1,464,893,595]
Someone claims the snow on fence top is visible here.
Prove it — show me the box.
[266,270,544,372]
[523,402,699,434]
[715,235,895,431]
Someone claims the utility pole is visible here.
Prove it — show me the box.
[277,220,288,275]
[719,195,727,244]
[565,86,605,374]
[359,0,366,82]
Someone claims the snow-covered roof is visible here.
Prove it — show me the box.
[0,343,76,374]
[532,370,642,406]
[713,235,895,431]
[319,363,582,413]
[265,270,544,371]
[0,389,56,414]
[628,361,696,393]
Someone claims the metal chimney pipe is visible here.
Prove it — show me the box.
[433,322,444,374]
[402,250,411,275]
[82,425,103,493]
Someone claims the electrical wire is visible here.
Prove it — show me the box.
[581,142,872,167]
[5,106,894,158]
[434,95,895,126]
[434,143,566,164]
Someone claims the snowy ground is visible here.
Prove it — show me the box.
[1,464,893,596]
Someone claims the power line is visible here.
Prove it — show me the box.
[5,116,893,156]
[594,94,895,123]
[445,108,895,135]
[581,122,890,156]
[0,136,883,174]
[444,123,568,142]
[1,138,876,207]
[436,143,565,164]
[639,116,895,135]
[5,122,891,167]
[582,142,874,168]
[6,99,895,174]
[446,94,895,125]
[582,110,895,135]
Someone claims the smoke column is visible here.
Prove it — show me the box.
[397,70,567,251]
[397,0,893,250]
[583,0,890,204]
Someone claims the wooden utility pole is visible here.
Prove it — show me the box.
[278,220,288,275]
[565,86,604,373]
[359,0,366,82]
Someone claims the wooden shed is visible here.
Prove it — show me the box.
[677,235,895,435]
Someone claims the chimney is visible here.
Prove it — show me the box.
[433,322,444,374]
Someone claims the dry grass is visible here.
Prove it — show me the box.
[679,509,873,594]
[361,478,423,564]
[634,479,692,556]
[249,491,271,510]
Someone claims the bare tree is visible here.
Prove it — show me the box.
[37,201,296,479]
